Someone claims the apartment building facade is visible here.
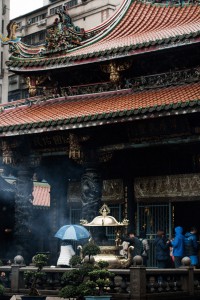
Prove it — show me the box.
[8,0,123,101]
[0,0,10,104]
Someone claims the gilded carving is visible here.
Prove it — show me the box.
[69,133,83,163]
[101,61,132,83]
[102,179,124,202]
[67,179,124,203]
[25,76,48,97]
[135,173,200,200]
[1,140,16,165]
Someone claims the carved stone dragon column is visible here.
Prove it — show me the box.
[81,165,102,222]
[68,133,103,222]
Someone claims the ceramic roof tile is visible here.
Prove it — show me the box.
[32,182,50,207]
[8,1,200,70]
[0,83,199,134]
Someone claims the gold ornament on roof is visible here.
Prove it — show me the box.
[101,61,132,83]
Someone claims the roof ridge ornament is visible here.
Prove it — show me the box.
[0,21,21,44]
[45,5,85,53]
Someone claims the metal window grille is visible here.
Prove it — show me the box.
[137,202,172,267]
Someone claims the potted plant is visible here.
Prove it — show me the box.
[21,253,48,300]
[82,260,114,300]
[59,260,114,300]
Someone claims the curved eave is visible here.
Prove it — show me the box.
[0,83,199,137]
[7,2,200,71]
[8,37,200,73]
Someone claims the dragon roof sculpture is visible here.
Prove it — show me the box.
[0,0,130,62]
[1,0,199,74]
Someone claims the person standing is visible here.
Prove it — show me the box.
[184,226,199,268]
[154,230,170,268]
[57,241,75,267]
[139,230,150,266]
[170,226,185,268]
[122,231,141,257]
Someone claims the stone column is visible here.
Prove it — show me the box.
[48,178,68,265]
[130,265,146,300]
[81,167,102,222]
[14,163,34,263]
[1,138,40,263]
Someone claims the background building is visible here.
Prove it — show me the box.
[8,0,123,101]
[0,0,10,104]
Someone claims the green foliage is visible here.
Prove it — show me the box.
[0,284,5,295]
[24,271,47,287]
[58,285,77,298]
[89,269,113,280]
[69,254,82,267]
[98,260,109,269]
[59,260,114,298]
[81,262,100,276]
[85,268,114,296]
[32,254,48,270]
[82,241,101,261]
[76,282,92,297]
[0,260,3,266]
[61,269,83,286]
[24,253,48,296]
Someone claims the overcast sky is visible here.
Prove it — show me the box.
[10,0,44,19]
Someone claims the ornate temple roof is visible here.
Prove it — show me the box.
[1,1,199,136]
[0,82,199,136]
[6,0,200,72]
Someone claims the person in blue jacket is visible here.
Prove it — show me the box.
[184,227,199,267]
[170,226,185,268]
[154,230,170,268]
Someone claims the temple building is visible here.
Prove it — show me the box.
[8,0,122,101]
[0,0,200,266]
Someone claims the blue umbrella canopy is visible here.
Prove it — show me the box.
[54,224,90,240]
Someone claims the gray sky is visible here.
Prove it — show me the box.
[10,0,43,19]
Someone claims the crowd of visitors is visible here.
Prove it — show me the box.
[154,226,199,268]
[121,226,199,268]
[57,226,199,268]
